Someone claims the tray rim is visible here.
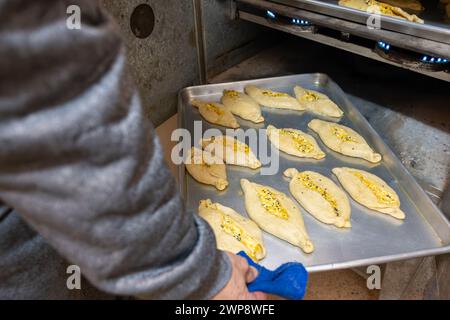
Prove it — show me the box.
[177,73,450,272]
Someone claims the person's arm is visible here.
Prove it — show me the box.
[0,0,232,299]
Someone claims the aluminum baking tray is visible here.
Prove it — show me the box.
[177,73,450,271]
[269,0,450,44]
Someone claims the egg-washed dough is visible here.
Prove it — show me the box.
[266,125,325,160]
[308,119,382,163]
[244,85,304,111]
[332,167,405,219]
[339,0,424,23]
[294,85,344,118]
[240,179,314,253]
[221,89,264,123]
[382,0,423,11]
[185,147,228,190]
[200,135,261,169]
[191,99,239,128]
[198,199,266,261]
[284,168,351,228]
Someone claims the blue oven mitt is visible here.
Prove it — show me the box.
[238,251,308,300]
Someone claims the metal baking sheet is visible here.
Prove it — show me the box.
[269,0,450,45]
[177,73,450,272]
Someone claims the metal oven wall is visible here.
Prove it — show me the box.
[203,0,272,78]
[100,0,268,126]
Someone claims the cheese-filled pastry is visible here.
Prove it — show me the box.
[266,125,325,160]
[332,167,405,219]
[284,168,351,228]
[221,89,264,123]
[191,99,239,128]
[244,85,304,111]
[338,0,424,23]
[308,119,382,163]
[240,179,314,253]
[198,199,266,261]
[294,85,344,118]
[200,135,261,169]
[185,147,228,190]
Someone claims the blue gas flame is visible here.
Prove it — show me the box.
[266,10,276,19]
[291,17,310,25]
[377,41,390,51]
[421,55,448,64]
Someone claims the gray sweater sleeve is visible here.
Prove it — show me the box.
[0,0,231,299]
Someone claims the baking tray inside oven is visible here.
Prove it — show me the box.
[270,0,450,44]
[177,73,450,271]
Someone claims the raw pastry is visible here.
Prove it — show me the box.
[266,125,325,160]
[332,167,405,219]
[191,99,239,128]
[308,119,382,163]
[339,0,424,23]
[198,199,266,261]
[221,89,264,123]
[244,85,304,111]
[294,85,344,118]
[185,147,228,190]
[200,135,261,169]
[284,168,351,228]
[240,179,314,253]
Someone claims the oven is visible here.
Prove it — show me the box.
[102,0,450,299]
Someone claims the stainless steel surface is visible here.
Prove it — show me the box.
[230,0,238,20]
[270,0,450,44]
[237,0,450,59]
[177,73,450,272]
[193,0,208,84]
[238,11,450,82]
